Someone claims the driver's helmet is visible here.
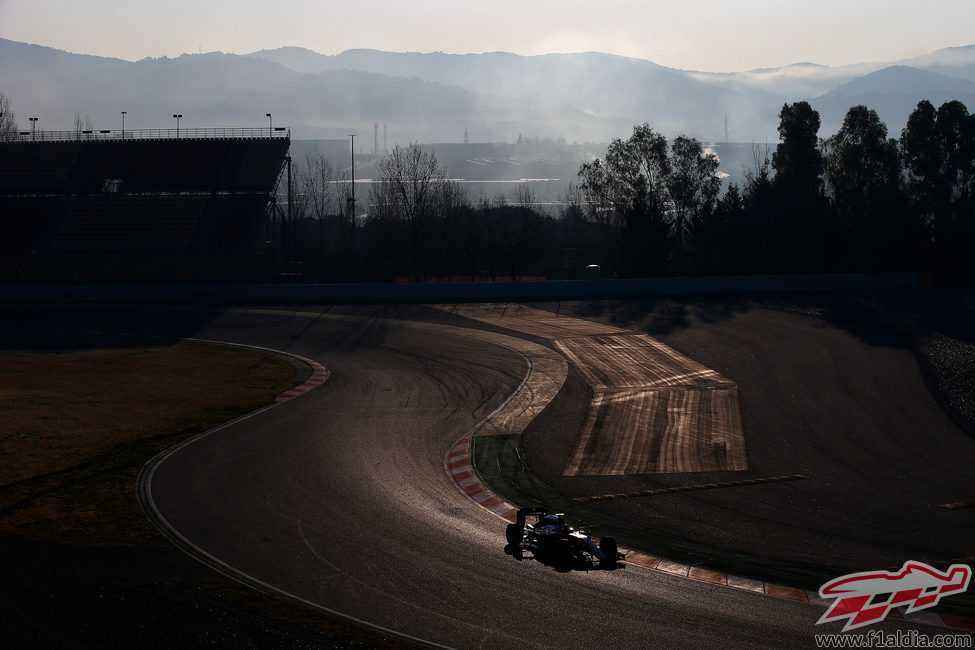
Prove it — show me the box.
[543,514,562,525]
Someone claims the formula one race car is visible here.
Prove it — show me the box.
[505,507,624,570]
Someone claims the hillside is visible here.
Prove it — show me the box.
[812,65,975,135]
[2,38,975,143]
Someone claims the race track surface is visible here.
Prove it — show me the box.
[137,302,972,648]
[524,298,975,578]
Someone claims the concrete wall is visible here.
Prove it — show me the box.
[0,273,919,304]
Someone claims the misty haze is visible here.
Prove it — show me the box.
[2,19,975,649]
[4,39,975,201]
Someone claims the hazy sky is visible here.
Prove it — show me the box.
[1,0,972,72]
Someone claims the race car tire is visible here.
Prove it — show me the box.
[506,522,524,546]
[599,537,618,569]
[549,538,574,571]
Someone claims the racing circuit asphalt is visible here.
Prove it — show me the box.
[522,298,975,579]
[126,300,974,648]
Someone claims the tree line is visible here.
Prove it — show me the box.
[7,87,970,283]
[278,98,973,284]
[275,145,573,283]
[689,99,974,282]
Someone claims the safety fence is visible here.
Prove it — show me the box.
[7,127,290,142]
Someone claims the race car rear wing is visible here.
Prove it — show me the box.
[515,507,556,528]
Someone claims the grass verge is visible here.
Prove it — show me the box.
[0,340,297,546]
[0,339,414,648]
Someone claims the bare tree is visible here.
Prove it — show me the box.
[430,177,469,277]
[501,183,546,279]
[298,153,337,260]
[301,153,336,222]
[0,92,18,140]
[73,111,93,139]
[371,143,449,280]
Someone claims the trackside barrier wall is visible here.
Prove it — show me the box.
[0,272,918,303]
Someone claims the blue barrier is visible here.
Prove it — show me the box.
[0,273,919,303]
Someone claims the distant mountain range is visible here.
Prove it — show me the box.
[2,38,975,143]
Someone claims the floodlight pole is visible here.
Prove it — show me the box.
[121,111,126,139]
[349,134,355,219]
[286,155,292,224]
[172,114,182,138]
[29,117,37,141]
[266,113,272,136]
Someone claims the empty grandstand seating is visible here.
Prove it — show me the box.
[197,195,270,253]
[0,134,289,282]
[0,196,69,251]
[52,195,209,251]
[70,138,290,194]
[230,139,292,191]
[0,142,86,195]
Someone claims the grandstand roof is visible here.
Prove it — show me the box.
[0,133,289,196]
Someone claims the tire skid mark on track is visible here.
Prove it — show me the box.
[139,338,454,650]
[573,474,813,503]
[445,434,975,629]
[430,303,748,474]
[435,309,975,632]
[135,313,975,637]
[141,316,565,648]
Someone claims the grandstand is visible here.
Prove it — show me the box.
[0,129,290,283]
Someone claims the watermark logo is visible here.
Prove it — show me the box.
[817,561,971,631]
